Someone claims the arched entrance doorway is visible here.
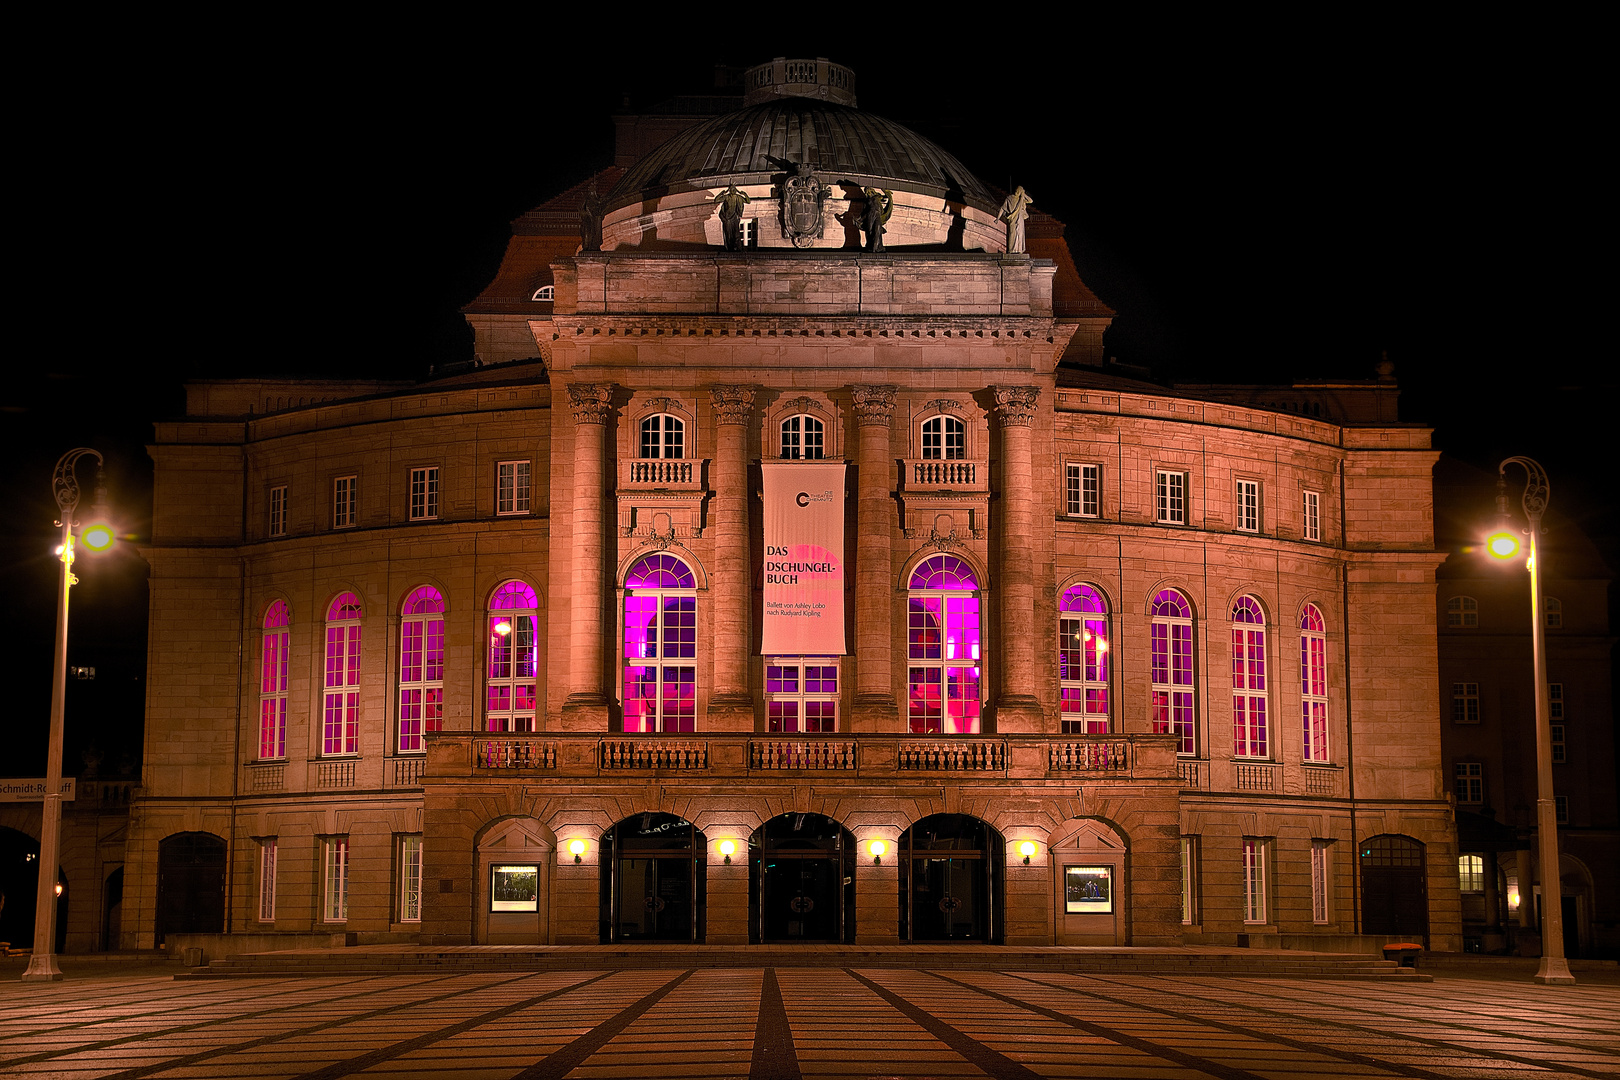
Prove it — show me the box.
[899,814,1003,943]
[0,826,66,953]
[749,813,854,943]
[1360,834,1428,943]
[600,813,705,943]
[156,832,226,944]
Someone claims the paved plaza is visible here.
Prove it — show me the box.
[1,965,1617,1079]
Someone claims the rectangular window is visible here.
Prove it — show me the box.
[765,658,839,733]
[1452,682,1480,724]
[497,460,531,516]
[399,835,423,923]
[323,838,349,922]
[1458,853,1484,892]
[258,840,277,922]
[409,467,439,521]
[1549,682,1564,720]
[1555,795,1569,824]
[1302,489,1321,542]
[269,485,287,538]
[1235,479,1260,533]
[333,475,357,529]
[1454,761,1483,805]
[1311,840,1330,924]
[1242,838,1268,924]
[1156,470,1187,524]
[1551,724,1566,764]
[1181,836,1199,925]
[1065,463,1100,518]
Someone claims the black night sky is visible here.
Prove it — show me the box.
[1,34,1609,777]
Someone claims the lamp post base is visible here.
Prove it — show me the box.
[21,953,64,982]
[1534,957,1576,985]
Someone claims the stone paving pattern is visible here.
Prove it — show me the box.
[2,968,1616,1079]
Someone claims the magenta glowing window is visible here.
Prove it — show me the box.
[766,659,839,732]
[622,554,697,733]
[906,555,981,735]
[323,592,362,756]
[1231,596,1267,758]
[399,585,445,752]
[1300,604,1329,761]
[258,600,289,759]
[1150,589,1195,754]
[1059,584,1110,734]
[487,580,538,732]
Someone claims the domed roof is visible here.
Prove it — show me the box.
[604,100,998,214]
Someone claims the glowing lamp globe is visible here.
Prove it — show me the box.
[1486,532,1520,559]
[80,523,115,552]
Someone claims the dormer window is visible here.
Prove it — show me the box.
[921,416,965,459]
[530,285,554,301]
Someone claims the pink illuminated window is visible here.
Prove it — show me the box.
[398,586,445,753]
[258,600,289,759]
[1059,584,1110,734]
[622,554,697,733]
[323,592,362,756]
[1231,596,1267,758]
[1300,604,1329,762]
[1150,589,1195,754]
[487,580,538,732]
[906,555,981,735]
[766,658,839,732]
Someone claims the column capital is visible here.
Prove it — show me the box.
[851,384,898,425]
[710,385,757,425]
[566,382,614,425]
[992,385,1041,427]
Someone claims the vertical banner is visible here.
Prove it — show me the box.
[761,462,847,656]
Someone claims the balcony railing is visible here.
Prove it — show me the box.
[1048,740,1129,772]
[1302,764,1341,797]
[898,739,1005,772]
[1234,761,1277,793]
[621,458,706,488]
[602,739,708,770]
[751,739,857,770]
[392,756,427,787]
[903,458,986,490]
[245,761,285,793]
[476,740,558,770]
[317,760,357,789]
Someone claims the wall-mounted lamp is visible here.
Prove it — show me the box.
[1019,841,1037,865]
[568,839,586,864]
[869,839,887,865]
[54,881,65,897]
[719,839,736,865]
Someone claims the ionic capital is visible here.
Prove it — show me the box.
[566,382,613,425]
[851,384,898,426]
[710,385,757,425]
[992,385,1041,427]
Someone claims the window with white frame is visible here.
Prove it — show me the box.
[409,467,439,521]
[1059,584,1110,734]
[1235,479,1260,533]
[1231,596,1268,758]
[399,835,423,923]
[1555,795,1569,824]
[921,415,965,460]
[1302,489,1321,542]
[398,586,445,753]
[1551,682,1565,763]
[1150,589,1195,754]
[622,554,697,733]
[906,555,983,734]
[1181,836,1199,925]
[258,839,277,922]
[1242,838,1268,924]
[766,658,839,732]
[639,414,684,459]
[269,485,287,538]
[497,460,531,516]
[1065,462,1100,518]
[1311,840,1331,924]
[1446,595,1478,628]
[1300,604,1329,761]
[780,415,825,460]
[530,285,554,301]
[1454,761,1483,804]
[738,219,755,247]
[333,475,357,529]
[323,837,349,922]
[1452,682,1481,725]
[487,580,539,732]
[323,592,362,756]
[258,600,289,760]
[1458,853,1484,892]
[1544,597,1562,629]
[1156,470,1187,524]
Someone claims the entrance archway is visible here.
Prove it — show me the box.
[156,832,226,944]
[600,813,705,943]
[0,826,66,953]
[899,814,1003,943]
[1360,834,1428,943]
[749,813,854,943]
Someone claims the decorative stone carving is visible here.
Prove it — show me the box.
[851,384,898,426]
[921,398,966,417]
[643,397,684,415]
[903,526,983,546]
[710,385,757,424]
[779,162,832,247]
[992,385,1040,427]
[567,383,613,424]
[781,396,821,415]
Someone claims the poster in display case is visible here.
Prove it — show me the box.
[491,864,539,911]
[1064,865,1112,913]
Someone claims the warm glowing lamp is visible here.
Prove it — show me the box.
[80,523,115,552]
[718,839,737,864]
[568,839,586,863]
[868,839,887,864]
[1486,531,1520,559]
[54,881,64,897]
[1019,841,1037,865]
[494,620,513,637]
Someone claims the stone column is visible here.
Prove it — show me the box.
[1516,847,1536,931]
[708,385,756,730]
[851,385,898,730]
[992,385,1043,732]
[1482,850,1504,952]
[562,382,612,729]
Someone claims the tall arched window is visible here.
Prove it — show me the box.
[487,581,538,732]
[398,586,445,753]
[780,414,825,459]
[1300,603,1328,762]
[259,600,289,760]
[1150,589,1194,754]
[639,414,684,458]
[623,553,697,733]
[1231,596,1268,758]
[323,593,362,756]
[921,415,965,459]
[1059,584,1110,734]
[907,555,981,734]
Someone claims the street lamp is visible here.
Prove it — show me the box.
[22,448,114,983]
[1487,456,1574,985]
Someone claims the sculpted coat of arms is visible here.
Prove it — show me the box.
[780,161,831,247]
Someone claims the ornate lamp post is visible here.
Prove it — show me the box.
[1486,456,1575,985]
[21,449,114,983]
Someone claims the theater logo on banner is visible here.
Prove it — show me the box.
[761,462,847,656]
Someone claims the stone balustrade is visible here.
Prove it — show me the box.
[750,739,857,770]
[1047,740,1129,772]
[903,458,985,490]
[621,458,706,488]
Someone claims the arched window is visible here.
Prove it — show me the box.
[623,554,697,733]
[1059,584,1110,734]
[1300,604,1328,762]
[907,555,981,734]
[1446,595,1478,628]
[921,415,965,460]
[639,414,684,459]
[1150,589,1194,754]
[487,581,538,732]
[780,414,825,459]
[258,600,289,760]
[323,592,362,756]
[398,586,445,753]
[1544,596,1562,629]
[1231,596,1268,758]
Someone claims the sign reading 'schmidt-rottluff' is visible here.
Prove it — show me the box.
[761,462,847,656]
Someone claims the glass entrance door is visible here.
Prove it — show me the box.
[908,856,984,940]
[617,856,694,941]
[601,813,705,943]
[750,813,855,943]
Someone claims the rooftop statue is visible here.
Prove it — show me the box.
[860,188,894,253]
[997,185,1033,254]
[713,184,752,251]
